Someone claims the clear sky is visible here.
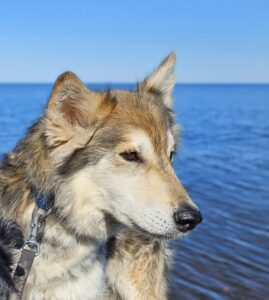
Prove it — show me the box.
[0,0,268,83]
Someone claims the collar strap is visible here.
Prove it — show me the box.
[35,192,54,212]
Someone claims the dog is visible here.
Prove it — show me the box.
[0,217,24,299]
[0,53,202,299]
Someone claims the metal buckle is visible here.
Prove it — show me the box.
[25,238,40,256]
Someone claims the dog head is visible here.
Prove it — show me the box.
[44,54,202,239]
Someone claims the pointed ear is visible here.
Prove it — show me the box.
[138,53,176,107]
[44,72,116,151]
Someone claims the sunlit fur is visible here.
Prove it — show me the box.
[0,53,200,299]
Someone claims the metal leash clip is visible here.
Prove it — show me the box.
[13,196,53,298]
[25,206,49,256]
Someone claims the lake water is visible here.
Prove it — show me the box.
[0,84,268,300]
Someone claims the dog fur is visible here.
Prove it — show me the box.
[0,217,24,299]
[0,53,200,299]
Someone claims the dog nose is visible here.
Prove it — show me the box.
[174,209,203,232]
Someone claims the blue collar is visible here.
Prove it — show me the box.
[35,193,54,212]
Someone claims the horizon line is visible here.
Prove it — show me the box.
[0,81,269,85]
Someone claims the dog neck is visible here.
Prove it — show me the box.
[0,121,51,222]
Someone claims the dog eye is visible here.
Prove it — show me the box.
[170,151,175,162]
[120,151,143,163]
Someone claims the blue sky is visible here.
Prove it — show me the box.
[0,0,268,83]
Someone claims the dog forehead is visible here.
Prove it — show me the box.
[111,90,172,127]
[109,90,177,154]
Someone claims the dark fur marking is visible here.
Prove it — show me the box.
[0,218,24,249]
[147,87,164,97]
[0,217,24,299]
[106,236,117,260]
[58,129,123,177]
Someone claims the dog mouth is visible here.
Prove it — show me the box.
[128,218,180,240]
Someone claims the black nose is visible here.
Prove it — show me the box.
[174,209,203,232]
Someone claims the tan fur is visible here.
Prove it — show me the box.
[0,53,201,299]
[106,230,169,300]
[138,53,176,107]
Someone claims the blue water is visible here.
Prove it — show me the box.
[0,84,268,300]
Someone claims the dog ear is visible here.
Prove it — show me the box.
[45,72,116,151]
[138,53,176,107]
